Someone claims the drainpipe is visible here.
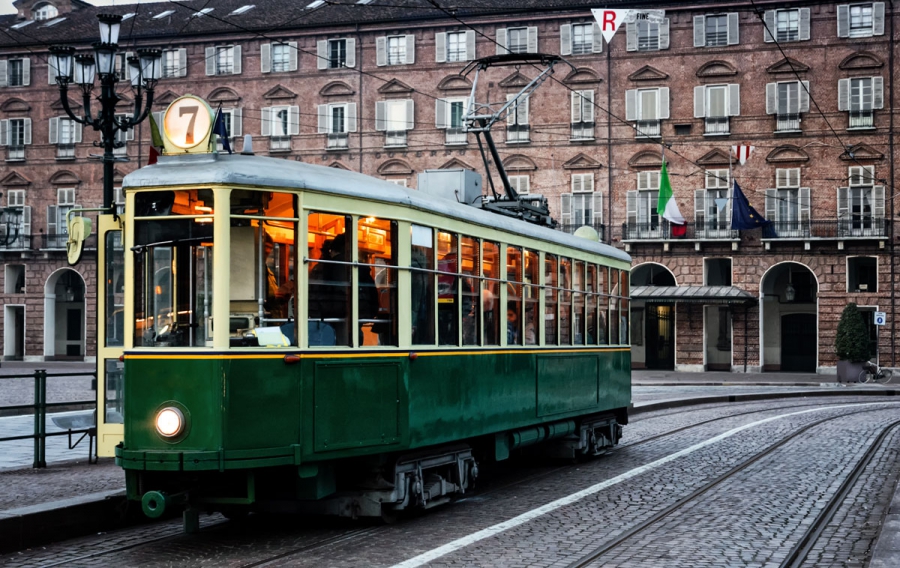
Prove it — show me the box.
[606,41,613,244]
[357,23,364,174]
[889,1,896,365]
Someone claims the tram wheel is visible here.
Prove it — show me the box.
[380,505,401,525]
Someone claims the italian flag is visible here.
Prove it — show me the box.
[656,161,685,234]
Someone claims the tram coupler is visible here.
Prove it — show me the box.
[141,489,189,519]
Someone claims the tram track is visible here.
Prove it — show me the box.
[564,407,900,568]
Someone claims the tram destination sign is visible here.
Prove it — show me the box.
[591,9,666,43]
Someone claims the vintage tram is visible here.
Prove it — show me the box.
[96,96,631,530]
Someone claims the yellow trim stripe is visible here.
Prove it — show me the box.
[125,348,630,361]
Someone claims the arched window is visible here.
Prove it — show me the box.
[34,3,59,20]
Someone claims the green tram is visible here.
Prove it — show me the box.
[106,101,632,529]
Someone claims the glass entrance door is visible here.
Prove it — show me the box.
[96,214,126,456]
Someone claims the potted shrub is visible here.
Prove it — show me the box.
[834,303,871,382]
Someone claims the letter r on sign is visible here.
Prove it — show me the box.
[601,10,617,31]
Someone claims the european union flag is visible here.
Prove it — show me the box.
[731,180,770,230]
[213,108,232,154]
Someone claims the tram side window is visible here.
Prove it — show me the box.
[545,254,558,346]
[559,258,572,345]
[230,190,298,347]
[133,189,214,348]
[308,213,351,346]
[105,231,125,347]
[437,231,459,346]
[483,241,500,346]
[609,268,620,344]
[524,250,539,345]
[619,269,630,344]
[506,246,523,346]
[411,225,435,345]
[586,265,598,345]
[573,261,586,345]
[359,217,397,346]
[597,266,609,345]
[461,236,481,346]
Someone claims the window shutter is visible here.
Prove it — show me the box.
[837,186,849,221]
[626,190,638,226]
[728,84,741,116]
[178,48,188,76]
[49,117,59,144]
[288,106,299,136]
[560,24,572,56]
[571,91,581,123]
[799,81,810,113]
[47,204,58,236]
[659,19,670,50]
[799,8,811,41]
[592,24,603,52]
[22,57,30,85]
[799,187,811,223]
[592,193,603,224]
[694,86,706,118]
[405,99,415,130]
[205,47,215,75]
[347,103,357,132]
[0,61,7,88]
[496,28,508,55]
[48,59,57,84]
[232,108,242,136]
[873,2,885,36]
[22,206,31,235]
[23,118,31,145]
[345,39,356,67]
[317,104,328,133]
[693,16,705,47]
[288,42,298,71]
[837,78,850,111]
[406,35,415,64]
[74,120,82,143]
[765,189,777,223]
[560,194,572,225]
[261,43,272,73]
[837,5,849,38]
[466,30,476,60]
[0,119,7,146]
[695,190,706,226]
[582,90,594,122]
[519,96,529,125]
[376,37,387,66]
[626,22,637,51]
[317,40,328,70]
[261,107,271,136]
[527,27,538,53]
[658,87,670,119]
[763,10,776,42]
[765,83,777,114]
[873,185,885,219]
[727,13,739,45]
[506,94,516,125]
[125,124,134,141]
[435,32,447,62]
[873,76,884,109]
[435,99,448,129]
[572,175,583,193]
[625,89,637,121]
[233,46,242,74]
[122,52,133,81]
[375,100,386,131]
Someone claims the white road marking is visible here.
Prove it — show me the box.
[392,402,899,568]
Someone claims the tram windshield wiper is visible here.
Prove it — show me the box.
[130,236,212,252]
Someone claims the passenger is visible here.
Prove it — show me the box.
[264,233,294,319]
[507,305,519,344]
[524,304,537,344]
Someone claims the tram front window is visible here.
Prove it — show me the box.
[133,189,214,347]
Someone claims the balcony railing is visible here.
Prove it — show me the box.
[704,116,729,135]
[0,234,33,251]
[6,146,24,161]
[693,220,739,239]
[849,110,874,128]
[571,122,595,141]
[327,133,349,150]
[269,136,291,152]
[775,113,801,132]
[445,128,467,145]
[506,124,530,143]
[41,233,98,251]
[384,131,408,148]
[761,218,887,239]
[57,144,75,159]
[557,222,606,242]
[635,120,660,138]
[622,221,738,241]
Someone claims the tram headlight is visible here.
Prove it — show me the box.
[155,407,184,438]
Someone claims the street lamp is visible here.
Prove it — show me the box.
[49,13,161,211]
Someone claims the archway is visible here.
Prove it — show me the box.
[630,263,676,370]
[44,268,86,360]
[760,262,818,372]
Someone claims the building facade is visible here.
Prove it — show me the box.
[0,0,896,372]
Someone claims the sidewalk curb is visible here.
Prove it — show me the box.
[871,475,900,568]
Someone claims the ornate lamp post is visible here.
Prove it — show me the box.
[49,14,161,211]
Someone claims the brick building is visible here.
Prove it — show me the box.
[0,0,896,373]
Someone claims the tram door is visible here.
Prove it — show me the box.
[646,304,675,370]
[96,214,126,456]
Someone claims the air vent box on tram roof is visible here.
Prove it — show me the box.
[416,169,483,206]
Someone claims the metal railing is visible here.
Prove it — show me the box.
[57,144,75,159]
[327,133,349,149]
[0,369,97,468]
[776,113,801,132]
[571,122,595,141]
[762,218,888,239]
[635,120,661,138]
[0,234,33,251]
[849,110,874,128]
[6,146,24,161]
[445,127,467,145]
[622,221,737,241]
[269,136,291,152]
[384,131,408,148]
[41,233,98,251]
[506,124,530,143]
[704,116,729,135]
[557,222,606,242]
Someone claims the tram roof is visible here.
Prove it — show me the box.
[123,153,631,264]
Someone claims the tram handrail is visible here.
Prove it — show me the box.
[0,369,98,468]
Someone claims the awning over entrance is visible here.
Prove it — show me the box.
[631,286,757,305]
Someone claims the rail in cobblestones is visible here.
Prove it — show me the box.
[0,369,97,468]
